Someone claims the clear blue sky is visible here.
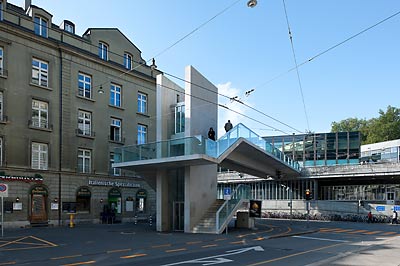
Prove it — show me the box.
[11,0,400,137]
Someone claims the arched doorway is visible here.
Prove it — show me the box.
[136,189,147,213]
[108,188,121,214]
[30,185,48,224]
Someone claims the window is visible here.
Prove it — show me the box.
[0,137,3,166]
[32,142,48,170]
[110,153,121,176]
[32,100,48,128]
[137,92,147,114]
[32,58,48,87]
[0,1,3,21]
[137,124,147,144]
[78,149,91,173]
[0,47,3,75]
[76,187,91,212]
[0,92,3,122]
[78,72,92,98]
[34,16,48,37]
[98,42,108,60]
[110,83,121,107]
[64,23,75,34]
[124,53,132,70]
[78,110,92,136]
[110,118,121,142]
[175,103,185,134]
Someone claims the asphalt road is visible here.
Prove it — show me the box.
[1,219,399,265]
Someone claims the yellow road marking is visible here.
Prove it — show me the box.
[331,229,353,233]
[51,254,82,260]
[0,236,30,248]
[62,261,96,266]
[247,243,343,266]
[347,230,368,234]
[238,227,274,238]
[363,231,382,235]
[121,253,147,259]
[186,241,202,245]
[269,226,292,238]
[107,248,132,253]
[254,237,265,241]
[214,238,227,241]
[152,244,172,248]
[0,262,16,265]
[30,236,58,247]
[230,240,245,244]
[382,231,397,235]
[319,228,340,232]
[165,248,187,253]
[3,245,56,251]
[202,244,218,248]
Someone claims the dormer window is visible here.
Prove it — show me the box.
[124,53,133,70]
[34,16,48,37]
[98,42,108,61]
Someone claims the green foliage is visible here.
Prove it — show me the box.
[331,105,400,144]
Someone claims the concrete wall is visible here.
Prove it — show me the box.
[184,164,218,232]
[184,66,218,139]
[156,75,185,142]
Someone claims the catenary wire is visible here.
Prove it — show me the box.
[2,0,241,89]
[282,0,310,132]
[253,9,400,90]
[2,33,290,134]
[163,72,304,134]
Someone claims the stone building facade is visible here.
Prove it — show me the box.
[0,0,157,227]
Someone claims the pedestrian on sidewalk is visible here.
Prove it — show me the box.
[392,210,398,224]
[367,211,373,223]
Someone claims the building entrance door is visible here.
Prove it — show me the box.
[173,201,184,231]
[30,194,48,223]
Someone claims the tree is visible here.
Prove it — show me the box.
[331,117,368,143]
[364,106,400,144]
[330,105,400,144]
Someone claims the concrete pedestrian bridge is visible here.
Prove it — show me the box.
[114,123,301,179]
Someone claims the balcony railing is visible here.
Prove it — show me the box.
[76,128,95,138]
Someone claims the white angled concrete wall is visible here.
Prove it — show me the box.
[185,65,218,139]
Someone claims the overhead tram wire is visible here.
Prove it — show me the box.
[282,0,310,132]
[3,5,302,134]
[2,0,241,90]
[163,71,304,134]
[252,9,400,91]
[6,34,291,135]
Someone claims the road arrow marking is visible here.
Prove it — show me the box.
[161,245,264,266]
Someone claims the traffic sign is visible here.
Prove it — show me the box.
[0,184,8,197]
[223,188,231,200]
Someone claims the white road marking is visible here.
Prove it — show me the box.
[161,246,265,266]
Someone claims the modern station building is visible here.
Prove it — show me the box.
[0,0,157,227]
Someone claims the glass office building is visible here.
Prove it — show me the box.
[263,132,361,167]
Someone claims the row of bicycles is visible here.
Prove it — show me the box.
[262,211,391,223]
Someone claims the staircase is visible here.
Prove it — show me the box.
[192,185,251,234]
[192,199,225,234]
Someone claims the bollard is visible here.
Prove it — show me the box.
[134,215,137,225]
[69,213,75,228]
[149,215,152,226]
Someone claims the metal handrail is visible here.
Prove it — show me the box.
[215,184,250,232]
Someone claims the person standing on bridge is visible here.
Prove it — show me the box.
[224,120,233,132]
[208,127,216,141]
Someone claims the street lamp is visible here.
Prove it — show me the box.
[247,0,258,8]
